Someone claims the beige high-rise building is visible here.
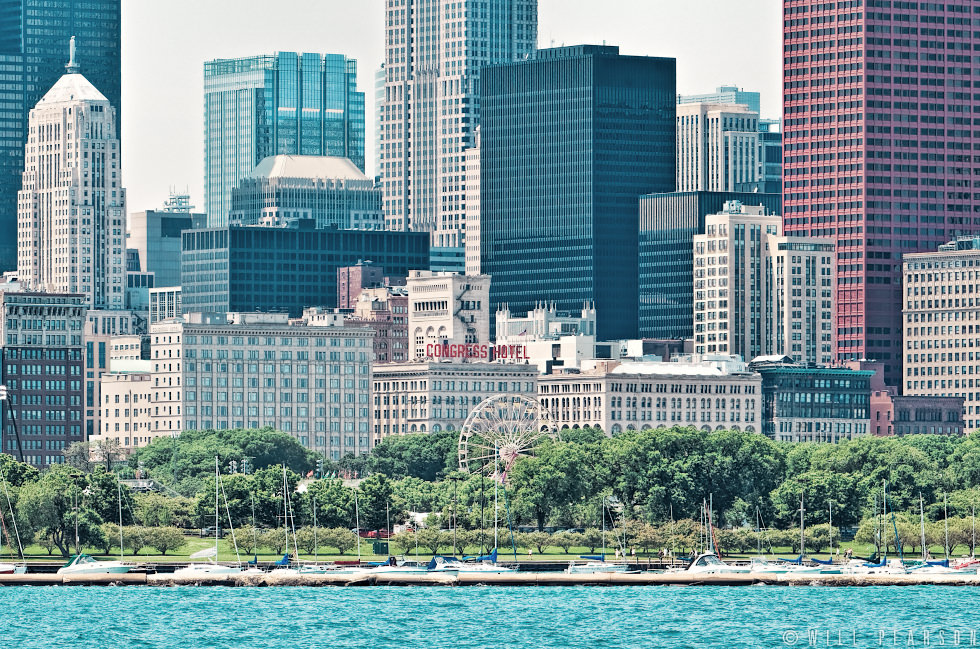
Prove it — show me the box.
[903,238,980,431]
[150,312,375,457]
[380,0,537,249]
[676,102,759,193]
[694,202,834,364]
[407,270,490,359]
[17,43,126,310]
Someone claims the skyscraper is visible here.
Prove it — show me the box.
[638,190,782,340]
[203,52,365,227]
[481,45,676,341]
[783,0,980,386]
[676,102,760,193]
[17,41,126,309]
[0,0,120,272]
[380,0,537,249]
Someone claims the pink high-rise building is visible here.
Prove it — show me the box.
[783,0,980,387]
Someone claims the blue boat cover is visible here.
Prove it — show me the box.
[274,554,291,566]
[579,555,605,561]
[926,559,949,567]
[777,555,803,564]
[810,557,834,565]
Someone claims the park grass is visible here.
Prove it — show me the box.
[12,536,976,565]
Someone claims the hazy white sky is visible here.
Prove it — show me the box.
[120,0,780,213]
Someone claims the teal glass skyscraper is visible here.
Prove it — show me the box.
[203,52,365,227]
[0,0,121,272]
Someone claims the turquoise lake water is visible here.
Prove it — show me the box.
[3,586,980,648]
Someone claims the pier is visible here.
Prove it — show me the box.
[3,570,980,587]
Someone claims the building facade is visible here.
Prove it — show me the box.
[128,195,206,289]
[464,135,481,276]
[678,85,761,115]
[638,190,782,340]
[751,357,872,443]
[407,271,490,360]
[481,45,676,341]
[782,0,980,387]
[149,286,181,325]
[151,312,375,457]
[337,262,387,310]
[180,222,429,317]
[379,0,537,249]
[903,238,980,431]
[344,287,410,363]
[372,361,538,437]
[228,155,383,230]
[0,291,86,465]
[17,55,126,309]
[96,371,152,449]
[203,52,364,226]
[676,102,759,193]
[0,0,120,273]
[693,202,834,364]
[538,358,763,434]
[693,203,780,361]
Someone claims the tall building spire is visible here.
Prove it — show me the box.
[65,36,79,73]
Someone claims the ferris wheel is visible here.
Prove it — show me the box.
[457,394,558,480]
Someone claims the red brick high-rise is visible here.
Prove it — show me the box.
[783,0,980,387]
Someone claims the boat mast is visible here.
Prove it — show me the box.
[944,493,950,562]
[881,480,887,562]
[920,493,926,563]
[214,456,220,562]
[799,489,805,559]
[828,500,832,559]
[601,496,606,559]
[117,479,124,560]
[0,468,24,564]
[354,489,361,562]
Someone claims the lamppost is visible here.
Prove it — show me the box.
[0,385,25,463]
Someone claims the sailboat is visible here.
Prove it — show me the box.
[567,497,632,574]
[58,479,133,576]
[0,467,26,574]
[173,458,243,577]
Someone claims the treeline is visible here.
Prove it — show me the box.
[124,426,980,532]
[5,427,980,559]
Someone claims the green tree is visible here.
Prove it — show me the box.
[146,527,186,556]
[237,525,260,555]
[294,527,319,555]
[509,441,595,530]
[16,465,100,557]
[358,473,406,532]
[366,430,456,481]
[122,526,150,555]
[321,527,357,555]
[297,479,354,529]
[415,527,443,555]
[98,522,120,555]
[84,467,136,527]
[262,528,288,555]
[525,531,552,554]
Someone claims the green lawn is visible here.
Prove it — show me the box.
[12,537,974,565]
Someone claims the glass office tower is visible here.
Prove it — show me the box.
[203,52,365,227]
[0,0,121,272]
[480,45,676,341]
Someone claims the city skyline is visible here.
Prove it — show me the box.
[120,0,781,215]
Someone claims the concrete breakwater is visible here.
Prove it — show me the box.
[3,571,980,587]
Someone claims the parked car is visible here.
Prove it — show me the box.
[200,526,225,539]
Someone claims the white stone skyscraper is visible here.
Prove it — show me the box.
[17,39,125,309]
[380,0,537,251]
